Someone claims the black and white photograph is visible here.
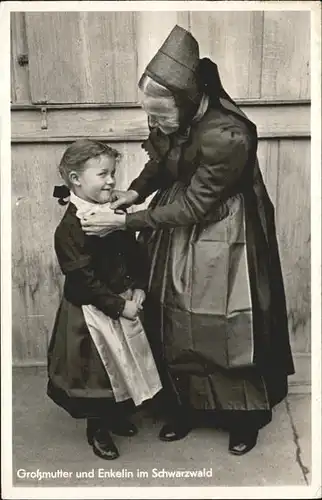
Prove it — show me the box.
[1,1,321,499]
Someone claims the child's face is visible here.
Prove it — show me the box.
[75,155,116,204]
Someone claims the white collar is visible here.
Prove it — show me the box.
[70,191,112,217]
[69,192,119,238]
[192,93,210,124]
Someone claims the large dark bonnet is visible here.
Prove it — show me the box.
[140,25,257,180]
[141,25,256,133]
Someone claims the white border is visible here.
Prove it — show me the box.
[3,0,321,12]
[1,2,321,499]
[309,5,322,499]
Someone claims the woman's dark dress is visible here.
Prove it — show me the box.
[125,103,294,429]
[47,202,148,419]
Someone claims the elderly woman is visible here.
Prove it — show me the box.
[82,25,294,455]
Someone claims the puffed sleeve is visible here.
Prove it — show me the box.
[55,219,126,319]
[125,116,251,230]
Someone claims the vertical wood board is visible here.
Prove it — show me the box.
[12,144,66,361]
[275,139,311,353]
[25,12,138,103]
[261,11,310,99]
[190,11,264,99]
[10,13,32,104]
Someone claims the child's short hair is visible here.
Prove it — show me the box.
[59,139,121,186]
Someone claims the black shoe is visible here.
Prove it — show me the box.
[86,418,101,446]
[92,428,119,460]
[110,419,138,437]
[159,421,192,442]
[228,429,259,456]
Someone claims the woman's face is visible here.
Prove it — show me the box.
[140,92,180,135]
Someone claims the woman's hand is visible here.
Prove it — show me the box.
[81,210,126,236]
[132,289,146,308]
[110,189,139,210]
[121,300,140,320]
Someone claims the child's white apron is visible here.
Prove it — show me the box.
[69,192,162,406]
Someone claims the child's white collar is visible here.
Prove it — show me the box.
[70,191,119,238]
[69,191,111,215]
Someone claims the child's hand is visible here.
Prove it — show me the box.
[132,289,146,309]
[121,300,140,320]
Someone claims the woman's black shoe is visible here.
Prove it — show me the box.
[228,429,259,456]
[159,421,192,442]
[110,419,138,437]
[92,428,119,460]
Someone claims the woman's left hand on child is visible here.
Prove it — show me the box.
[132,289,146,309]
[81,209,126,235]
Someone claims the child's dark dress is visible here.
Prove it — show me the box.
[47,202,148,419]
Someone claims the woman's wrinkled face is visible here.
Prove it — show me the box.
[140,92,180,135]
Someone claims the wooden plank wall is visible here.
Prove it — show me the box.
[24,12,138,103]
[10,11,311,392]
[191,11,310,100]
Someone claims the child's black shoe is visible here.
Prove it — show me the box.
[92,428,119,460]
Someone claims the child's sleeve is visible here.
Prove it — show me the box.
[55,218,126,320]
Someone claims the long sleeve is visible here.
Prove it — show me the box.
[128,130,172,203]
[65,267,126,320]
[128,157,164,203]
[55,220,126,319]
[126,119,251,231]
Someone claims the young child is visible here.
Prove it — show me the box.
[48,139,162,460]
